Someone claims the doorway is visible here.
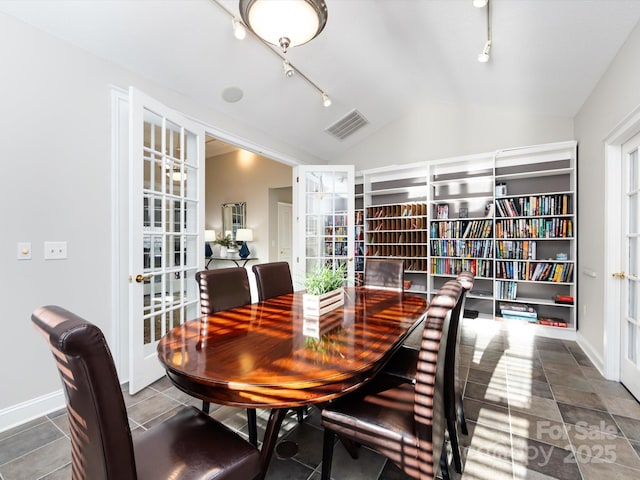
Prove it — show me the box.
[604,104,640,400]
[203,135,294,268]
[278,202,293,266]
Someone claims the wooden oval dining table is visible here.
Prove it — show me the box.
[157,286,427,479]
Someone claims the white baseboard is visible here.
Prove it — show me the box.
[0,389,65,434]
[576,331,608,378]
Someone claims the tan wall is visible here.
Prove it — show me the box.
[205,150,292,265]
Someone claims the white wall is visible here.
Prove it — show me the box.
[333,102,574,170]
[574,21,640,368]
[0,13,306,430]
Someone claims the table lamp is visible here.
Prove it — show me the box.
[236,228,253,259]
[204,230,216,257]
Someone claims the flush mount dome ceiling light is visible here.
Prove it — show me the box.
[239,0,328,53]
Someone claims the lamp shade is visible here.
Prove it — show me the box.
[205,230,217,242]
[239,0,328,52]
[235,228,254,242]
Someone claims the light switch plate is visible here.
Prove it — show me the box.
[44,241,68,260]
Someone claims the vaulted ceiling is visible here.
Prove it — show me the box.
[2,0,640,162]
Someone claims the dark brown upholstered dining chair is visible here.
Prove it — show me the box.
[363,258,405,290]
[251,261,307,423]
[252,262,294,300]
[31,305,261,480]
[381,272,475,474]
[195,267,258,446]
[196,267,252,315]
[320,281,462,480]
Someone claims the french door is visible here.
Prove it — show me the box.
[128,88,204,393]
[621,131,640,400]
[292,165,355,290]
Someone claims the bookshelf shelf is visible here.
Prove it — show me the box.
[495,167,573,181]
[362,166,429,294]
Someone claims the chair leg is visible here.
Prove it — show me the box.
[202,401,210,414]
[458,402,468,436]
[447,417,463,474]
[440,446,450,480]
[296,406,307,423]
[247,408,258,447]
[339,436,360,459]
[321,429,336,480]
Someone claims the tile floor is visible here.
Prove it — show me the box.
[2,318,640,480]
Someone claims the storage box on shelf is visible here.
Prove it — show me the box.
[362,166,429,294]
[493,142,577,333]
[428,155,496,319]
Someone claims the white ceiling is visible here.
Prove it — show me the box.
[3,0,640,161]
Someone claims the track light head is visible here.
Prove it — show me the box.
[232,17,247,40]
[321,92,331,107]
[478,40,491,62]
[283,60,295,78]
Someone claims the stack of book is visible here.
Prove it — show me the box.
[538,317,568,328]
[499,302,538,322]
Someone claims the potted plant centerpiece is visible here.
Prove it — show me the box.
[303,264,346,317]
[214,233,235,255]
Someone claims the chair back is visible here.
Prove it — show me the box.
[363,258,404,290]
[31,306,137,480]
[252,262,294,301]
[196,267,251,314]
[414,281,462,479]
[456,270,474,294]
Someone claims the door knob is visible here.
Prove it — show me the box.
[134,273,154,283]
[612,272,626,279]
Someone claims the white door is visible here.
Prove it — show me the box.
[621,131,640,400]
[128,88,204,393]
[292,165,355,289]
[278,202,293,265]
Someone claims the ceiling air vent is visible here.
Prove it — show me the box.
[325,109,369,140]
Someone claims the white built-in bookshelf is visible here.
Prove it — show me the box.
[354,140,577,338]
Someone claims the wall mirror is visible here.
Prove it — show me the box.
[222,202,246,242]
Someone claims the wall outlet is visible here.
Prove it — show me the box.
[44,241,67,260]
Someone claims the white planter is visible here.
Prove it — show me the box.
[303,288,345,317]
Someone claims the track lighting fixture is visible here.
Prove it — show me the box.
[283,60,295,78]
[473,0,488,7]
[478,40,491,62]
[232,17,247,40]
[478,0,492,63]
[211,0,332,108]
[322,92,331,108]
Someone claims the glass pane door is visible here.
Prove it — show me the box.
[129,88,203,393]
[293,166,355,289]
[622,132,640,400]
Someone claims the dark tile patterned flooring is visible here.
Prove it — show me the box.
[1,319,640,479]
